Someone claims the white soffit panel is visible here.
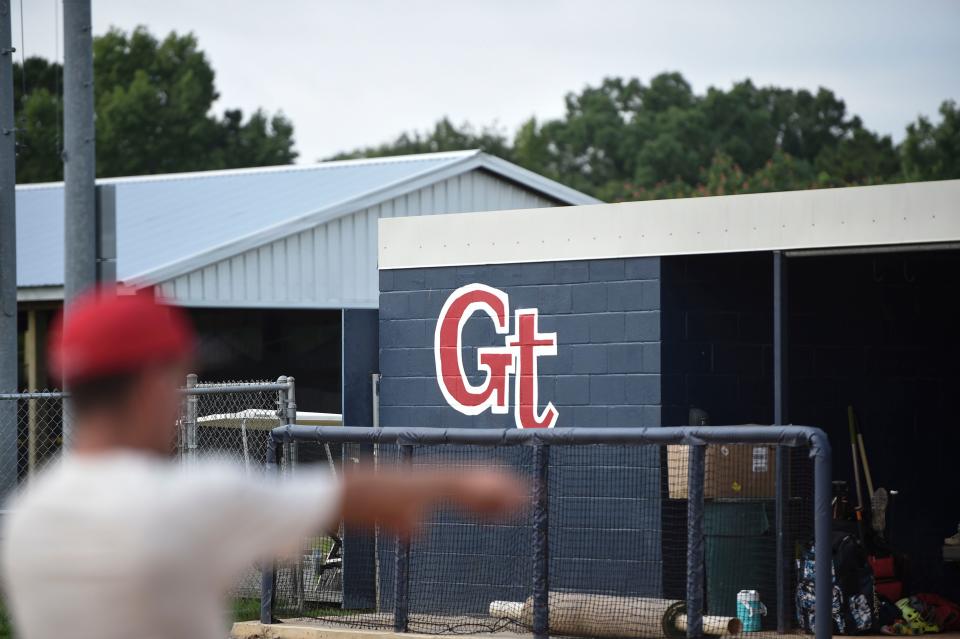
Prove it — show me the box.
[379,180,960,269]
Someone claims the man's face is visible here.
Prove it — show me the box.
[121,361,190,456]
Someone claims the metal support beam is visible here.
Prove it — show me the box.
[0,0,18,496]
[774,251,789,427]
[25,310,40,475]
[773,250,789,632]
[63,0,96,303]
[95,185,116,284]
[61,0,96,450]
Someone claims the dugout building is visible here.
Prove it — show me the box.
[13,150,597,415]
[374,179,960,623]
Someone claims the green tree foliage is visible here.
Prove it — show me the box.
[901,100,960,181]
[327,117,513,162]
[332,73,957,201]
[12,57,62,184]
[13,27,296,183]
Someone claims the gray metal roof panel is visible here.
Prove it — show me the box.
[15,151,478,288]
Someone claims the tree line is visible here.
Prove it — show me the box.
[13,27,959,202]
[331,73,959,201]
[13,27,296,183]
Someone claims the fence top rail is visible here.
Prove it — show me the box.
[270,424,829,451]
[1,381,292,401]
[0,391,68,400]
[185,382,291,395]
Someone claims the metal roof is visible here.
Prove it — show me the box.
[15,150,598,290]
[379,179,960,269]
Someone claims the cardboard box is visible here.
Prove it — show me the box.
[667,442,777,499]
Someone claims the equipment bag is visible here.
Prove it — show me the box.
[795,533,876,634]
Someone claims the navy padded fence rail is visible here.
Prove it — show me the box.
[263,426,832,639]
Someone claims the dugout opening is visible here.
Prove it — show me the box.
[188,307,343,414]
[659,249,960,601]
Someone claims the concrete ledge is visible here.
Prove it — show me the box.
[230,622,449,639]
[232,621,960,639]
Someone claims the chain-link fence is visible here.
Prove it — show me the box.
[0,391,70,493]
[264,426,832,639]
[180,376,299,602]
[0,376,295,489]
[179,375,294,469]
[0,376,298,604]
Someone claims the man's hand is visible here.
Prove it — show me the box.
[337,467,528,537]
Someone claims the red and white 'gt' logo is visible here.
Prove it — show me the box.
[434,283,558,429]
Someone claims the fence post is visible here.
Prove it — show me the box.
[532,443,550,639]
[686,444,706,639]
[277,376,298,473]
[394,444,413,633]
[284,376,297,426]
[775,445,788,631]
[286,376,298,471]
[185,373,198,466]
[260,433,279,625]
[279,376,305,612]
[812,432,833,639]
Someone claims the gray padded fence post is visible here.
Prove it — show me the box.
[394,444,413,633]
[775,445,788,632]
[812,432,833,639]
[686,444,706,639]
[260,434,279,625]
[532,443,550,639]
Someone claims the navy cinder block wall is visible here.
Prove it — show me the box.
[379,258,662,428]
[378,258,665,612]
[660,253,775,427]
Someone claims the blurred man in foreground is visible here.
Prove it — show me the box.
[1,287,526,639]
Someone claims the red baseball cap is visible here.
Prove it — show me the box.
[49,286,195,385]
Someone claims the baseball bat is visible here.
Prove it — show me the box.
[857,433,875,498]
[848,406,866,542]
[490,593,742,638]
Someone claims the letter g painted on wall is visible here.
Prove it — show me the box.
[434,283,558,429]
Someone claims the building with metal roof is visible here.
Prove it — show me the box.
[15,149,598,306]
[13,150,597,418]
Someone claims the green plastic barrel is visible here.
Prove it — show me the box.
[704,500,776,620]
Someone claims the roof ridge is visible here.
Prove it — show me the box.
[122,151,484,284]
[14,149,482,190]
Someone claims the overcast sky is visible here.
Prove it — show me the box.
[12,0,960,163]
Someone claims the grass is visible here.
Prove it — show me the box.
[0,599,12,639]
[232,597,263,622]
[232,598,358,622]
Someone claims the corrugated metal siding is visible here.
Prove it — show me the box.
[16,152,473,289]
[158,170,559,308]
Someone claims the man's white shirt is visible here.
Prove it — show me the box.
[1,452,338,639]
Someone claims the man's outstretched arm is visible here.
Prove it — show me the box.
[169,462,528,580]
[337,467,528,537]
